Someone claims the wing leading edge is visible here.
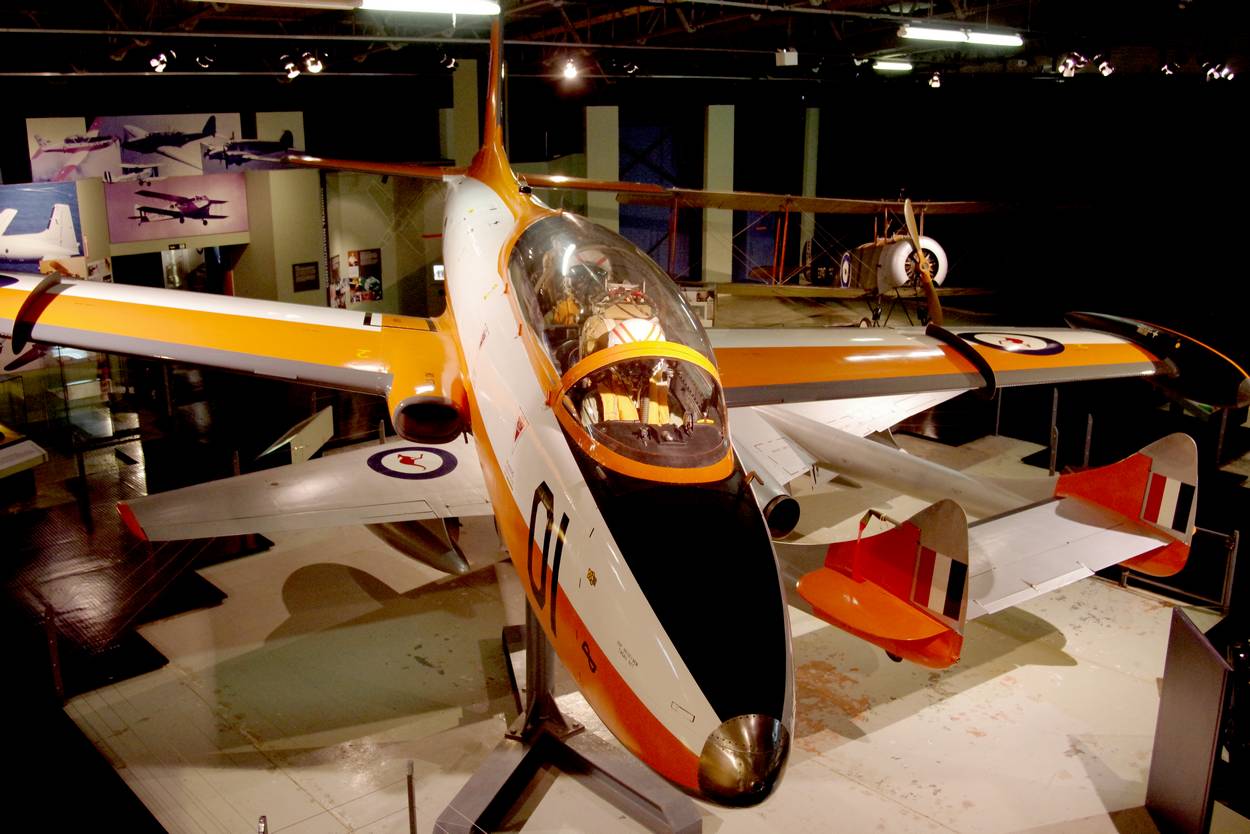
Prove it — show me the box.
[712,319,1249,409]
[0,273,463,418]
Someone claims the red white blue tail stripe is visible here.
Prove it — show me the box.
[913,545,966,622]
[1141,470,1195,535]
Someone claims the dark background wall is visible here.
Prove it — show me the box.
[2,65,1244,365]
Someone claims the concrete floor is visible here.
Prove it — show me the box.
[61,432,1241,834]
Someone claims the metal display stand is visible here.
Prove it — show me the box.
[434,605,702,834]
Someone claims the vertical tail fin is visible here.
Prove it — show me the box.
[792,499,970,668]
[43,204,79,255]
[1055,432,1198,577]
[279,130,294,149]
[203,115,217,137]
[482,18,504,151]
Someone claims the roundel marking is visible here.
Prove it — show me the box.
[0,276,17,288]
[960,332,1065,356]
[367,446,458,480]
[838,252,852,288]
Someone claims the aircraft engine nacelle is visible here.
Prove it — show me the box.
[737,443,801,539]
[391,394,468,444]
[848,235,948,295]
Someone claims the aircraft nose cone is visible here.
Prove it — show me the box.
[697,714,790,805]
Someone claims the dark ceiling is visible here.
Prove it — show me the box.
[0,1,1246,85]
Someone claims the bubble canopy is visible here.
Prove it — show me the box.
[507,214,730,478]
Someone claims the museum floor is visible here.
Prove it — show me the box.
[3,296,1248,833]
[0,431,1239,834]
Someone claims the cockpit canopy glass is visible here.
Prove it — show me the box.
[507,214,714,373]
[507,214,728,472]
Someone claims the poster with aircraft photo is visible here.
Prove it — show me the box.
[104,172,248,244]
[92,113,242,178]
[26,117,123,183]
[0,181,86,276]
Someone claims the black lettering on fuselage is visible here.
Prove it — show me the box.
[527,481,569,636]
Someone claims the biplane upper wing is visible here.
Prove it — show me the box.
[133,189,186,203]
[0,273,462,409]
[616,188,993,215]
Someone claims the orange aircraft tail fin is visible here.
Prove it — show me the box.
[795,499,969,669]
[1055,433,1197,576]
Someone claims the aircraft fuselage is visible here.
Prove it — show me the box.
[437,164,794,803]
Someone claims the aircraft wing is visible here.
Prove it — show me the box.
[119,437,491,542]
[0,208,15,236]
[134,189,183,202]
[134,206,185,220]
[0,273,461,404]
[616,188,992,215]
[712,318,1250,410]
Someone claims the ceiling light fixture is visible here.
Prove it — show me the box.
[188,0,499,13]
[1205,62,1235,81]
[873,60,913,73]
[929,71,941,88]
[562,58,579,79]
[149,49,175,72]
[195,54,215,68]
[281,54,300,78]
[303,51,324,73]
[1057,52,1087,78]
[1095,55,1114,76]
[899,24,1023,47]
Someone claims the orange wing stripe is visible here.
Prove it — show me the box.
[716,342,1154,390]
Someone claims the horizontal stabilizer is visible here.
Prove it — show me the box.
[1054,432,1197,548]
[966,499,1178,618]
[781,499,970,668]
[119,437,491,542]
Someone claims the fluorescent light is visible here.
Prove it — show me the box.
[899,25,967,43]
[873,60,913,72]
[188,0,500,12]
[359,0,499,11]
[899,23,1022,48]
[966,30,1024,47]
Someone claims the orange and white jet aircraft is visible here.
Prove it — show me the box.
[3,23,1248,807]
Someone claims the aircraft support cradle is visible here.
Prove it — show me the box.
[433,604,702,834]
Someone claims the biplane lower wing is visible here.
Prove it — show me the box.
[119,437,491,542]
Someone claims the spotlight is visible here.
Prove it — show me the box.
[563,58,579,79]
[303,51,324,73]
[1093,54,1114,76]
[929,71,941,88]
[195,54,215,69]
[438,52,457,69]
[149,49,175,72]
[1161,62,1177,76]
[1056,52,1086,78]
[623,61,638,75]
[281,54,300,79]
[1205,62,1235,81]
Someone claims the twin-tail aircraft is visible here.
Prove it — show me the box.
[3,21,1248,807]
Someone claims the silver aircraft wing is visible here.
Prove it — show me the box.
[119,437,491,542]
